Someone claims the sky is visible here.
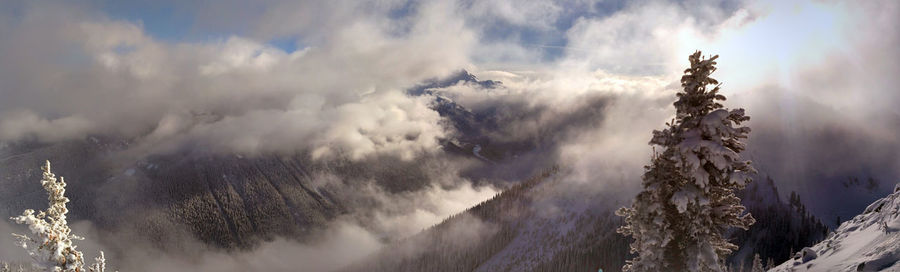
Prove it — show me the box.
[2,0,894,157]
[0,0,899,270]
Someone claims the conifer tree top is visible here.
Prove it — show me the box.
[9,161,110,271]
[675,51,726,122]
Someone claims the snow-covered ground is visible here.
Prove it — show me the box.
[770,183,900,272]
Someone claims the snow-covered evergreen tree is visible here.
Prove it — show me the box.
[750,254,764,272]
[617,51,756,272]
[9,161,110,272]
[87,252,105,272]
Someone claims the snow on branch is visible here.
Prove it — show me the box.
[9,161,112,272]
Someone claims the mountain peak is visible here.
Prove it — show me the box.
[408,70,502,96]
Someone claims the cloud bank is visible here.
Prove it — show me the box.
[0,0,475,160]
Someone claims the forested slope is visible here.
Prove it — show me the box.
[343,170,831,272]
[0,138,447,251]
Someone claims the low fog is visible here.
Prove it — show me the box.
[0,0,898,271]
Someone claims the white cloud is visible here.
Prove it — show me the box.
[0,0,475,160]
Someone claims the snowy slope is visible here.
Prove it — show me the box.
[770,183,900,272]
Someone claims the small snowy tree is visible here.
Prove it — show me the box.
[9,161,109,272]
[617,51,755,272]
[750,254,764,272]
[87,252,105,272]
